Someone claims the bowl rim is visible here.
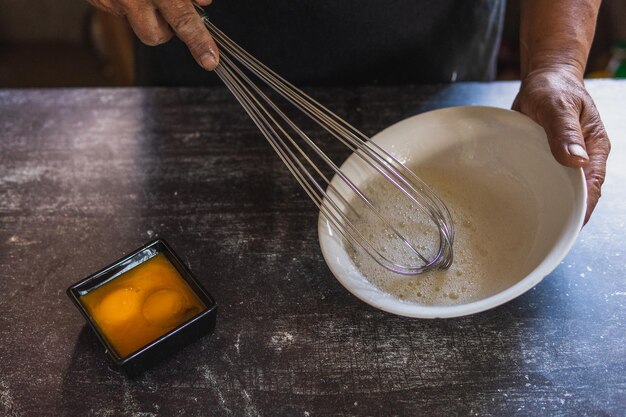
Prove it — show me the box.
[317,105,587,318]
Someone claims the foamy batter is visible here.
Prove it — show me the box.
[345,162,538,306]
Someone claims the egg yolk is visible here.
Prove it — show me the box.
[80,254,205,358]
[98,288,142,326]
[143,289,187,328]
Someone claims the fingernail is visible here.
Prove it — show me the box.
[200,52,218,70]
[568,143,589,161]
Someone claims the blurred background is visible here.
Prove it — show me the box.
[1,0,625,88]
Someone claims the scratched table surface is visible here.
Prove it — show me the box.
[0,81,624,417]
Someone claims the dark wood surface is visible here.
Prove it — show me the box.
[0,81,624,416]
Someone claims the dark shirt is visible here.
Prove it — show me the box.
[135,0,505,86]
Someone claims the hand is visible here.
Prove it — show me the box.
[512,68,610,224]
[88,0,219,70]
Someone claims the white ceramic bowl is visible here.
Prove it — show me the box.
[317,106,586,318]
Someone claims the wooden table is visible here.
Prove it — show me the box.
[0,81,624,416]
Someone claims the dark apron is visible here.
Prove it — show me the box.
[135,0,505,86]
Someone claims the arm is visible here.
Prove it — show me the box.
[512,0,610,223]
[88,0,219,70]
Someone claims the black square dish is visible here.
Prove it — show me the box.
[67,238,217,375]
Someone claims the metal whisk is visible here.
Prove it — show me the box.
[196,7,454,275]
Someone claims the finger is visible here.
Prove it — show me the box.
[154,0,219,70]
[580,98,610,224]
[88,0,124,15]
[538,101,589,169]
[511,94,521,112]
[126,7,174,46]
[194,0,213,6]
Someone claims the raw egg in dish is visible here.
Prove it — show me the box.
[80,253,205,357]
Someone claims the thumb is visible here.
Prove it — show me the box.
[511,93,521,112]
[539,106,589,169]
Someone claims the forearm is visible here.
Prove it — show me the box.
[519,0,601,80]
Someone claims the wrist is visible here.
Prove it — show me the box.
[518,0,599,82]
[523,53,586,82]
